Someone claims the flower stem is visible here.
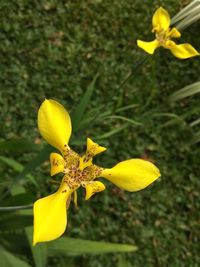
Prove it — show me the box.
[0,204,33,211]
[116,56,148,108]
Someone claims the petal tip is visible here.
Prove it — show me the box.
[38,99,72,152]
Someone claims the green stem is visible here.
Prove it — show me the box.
[0,204,33,211]
[116,56,148,108]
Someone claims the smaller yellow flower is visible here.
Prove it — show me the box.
[137,7,199,59]
[33,99,161,245]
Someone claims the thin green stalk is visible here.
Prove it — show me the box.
[116,56,148,108]
[0,204,33,211]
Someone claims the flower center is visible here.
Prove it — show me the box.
[156,29,169,45]
[61,146,103,190]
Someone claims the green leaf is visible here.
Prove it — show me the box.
[2,145,54,200]
[0,156,24,172]
[190,118,200,127]
[1,192,34,206]
[25,227,48,267]
[0,214,32,229]
[150,112,186,128]
[191,130,200,144]
[117,255,132,267]
[0,139,42,153]
[14,145,53,182]
[95,124,129,140]
[47,237,137,256]
[75,105,107,131]
[0,247,31,267]
[105,115,142,126]
[169,81,200,102]
[71,73,99,131]
[0,156,38,186]
[115,104,139,113]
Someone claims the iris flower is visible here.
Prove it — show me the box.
[137,7,199,59]
[33,99,161,245]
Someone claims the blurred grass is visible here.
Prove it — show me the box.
[0,0,200,266]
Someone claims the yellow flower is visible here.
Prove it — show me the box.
[33,99,161,245]
[137,7,199,59]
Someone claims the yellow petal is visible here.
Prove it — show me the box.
[167,28,181,38]
[137,39,160,54]
[152,7,170,31]
[101,159,160,192]
[38,99,72,153]
[166,41,199,59]
[86,138,107,157]
[82,181,106,200]
[33,179,73,245]
[50,153,65,176]
[79,156,93,171]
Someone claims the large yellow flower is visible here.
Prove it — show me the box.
[137,7,199,59]
[33,99,161,245]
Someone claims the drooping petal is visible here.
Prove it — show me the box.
[86,138,107,157]
[101,159,160,192]
[166,40,199,59]
[82,181,106,200]
[33,179,73,245]
[38,99,72,153]
[152,7,170,32]
[50,153,65,176]
[137,39,160,54]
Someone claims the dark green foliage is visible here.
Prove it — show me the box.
[0,0,200,266]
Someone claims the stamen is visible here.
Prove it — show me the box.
[54,142,105,195]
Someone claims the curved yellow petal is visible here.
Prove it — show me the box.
[33,179,73,245]
[101,159,160,192]
[152,7,170,32]
[50,153,65,176]
[137,39,160,55]
[82,181,106,200]
[167,28,181,38]
[38,99,72,153]
[166,41,199,59]
[86,138,107,157]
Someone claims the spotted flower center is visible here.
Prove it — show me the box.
[155,29,170,45]
[53,141,105,191]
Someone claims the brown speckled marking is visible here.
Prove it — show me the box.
[55,145,104,190]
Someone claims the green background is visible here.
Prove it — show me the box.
[0,0,200,266]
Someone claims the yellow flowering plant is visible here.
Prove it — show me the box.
[33,99,161,245]
[137,7,199,59]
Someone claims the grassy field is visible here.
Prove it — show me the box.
[0,0,200,266]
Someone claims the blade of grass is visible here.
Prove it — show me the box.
[0,248,31,267]
[191,130,200,144]
[0,145,54,201]
[105,115,142,126]
[47,237,137,256]
[95,124,129,140]
[25,226,47,267]
[0,139,42,153]
[71,73,99,131]
[0,156,38,186]
[190,118,200,127]
[115,104,139,113]
[169,81,200,102]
